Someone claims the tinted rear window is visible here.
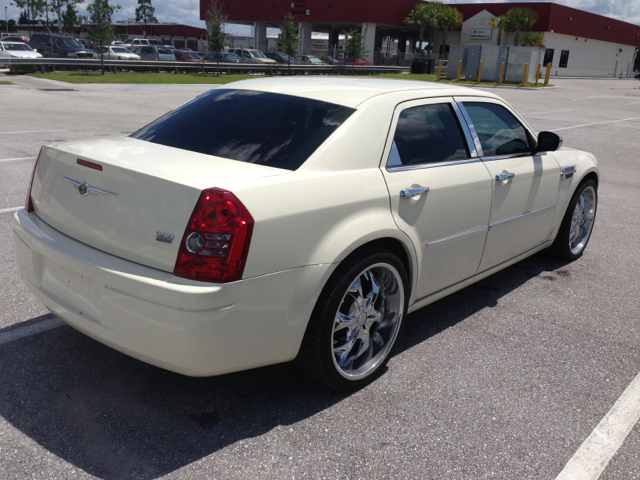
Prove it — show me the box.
[131,89,355,171]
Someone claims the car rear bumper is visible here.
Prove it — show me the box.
[13,210,334,376]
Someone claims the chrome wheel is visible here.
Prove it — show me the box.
[569,185,596,255]
[331,263,405,380]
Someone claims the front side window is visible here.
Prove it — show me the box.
[463,102,531,157]
[131,89,355,171]
[387,103,469,167]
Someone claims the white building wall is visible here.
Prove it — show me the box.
[543,32,636,78]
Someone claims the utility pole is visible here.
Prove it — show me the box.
[5,6,8,36]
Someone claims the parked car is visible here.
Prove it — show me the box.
[344,58,373,66]
[123,38,161,50]
[295,55,325,65]
[0,35,28,43]
[29,33,94,58]
[229,48,276,63]
[174,49,202,62]
[205,51,244,63]
[0,41,42,65]
[133,45,176,61]
[265,52,299,64]
[79,39,94,50]
[111,40,125,46]
[94,46,141,60]
[320,55,344,65]
[14,78,599,391]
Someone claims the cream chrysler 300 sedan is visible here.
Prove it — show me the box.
[13,78,598,390]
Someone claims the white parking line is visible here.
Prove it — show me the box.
[0,206,23,214]
[0,156,36,163]
[521,109,574,116]
[0,129,66,135]
[0,317,64,346]
[554,116,640,131]
[555,371,640,480]
[571,95,624,101]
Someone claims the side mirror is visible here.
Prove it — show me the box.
[535,131,563,154]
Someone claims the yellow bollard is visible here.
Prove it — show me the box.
[477,61,483,84]
[535,62,541,86]
[522,63,528,87]
[436,59,442,81]
[544,62,552,85]
[456,60,462,82]
[499,62,505,85]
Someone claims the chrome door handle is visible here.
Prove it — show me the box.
[495,172,515,181]
[400,186,430,198]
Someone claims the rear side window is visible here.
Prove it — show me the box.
[463,102,531,156]
[388,103,469,167]
[131,89,355,171]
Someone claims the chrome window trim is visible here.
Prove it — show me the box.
[480,151,545,162]
[426,225,489,247]
[489,204,557,229]
[451,102,479,158]
[387,157,482,173]
[454,102,484,157]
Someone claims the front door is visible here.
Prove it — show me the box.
[456,99,561,271]
[381,98,493,301]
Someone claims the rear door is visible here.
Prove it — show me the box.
[456,98,561,271]
[381,98,493,300]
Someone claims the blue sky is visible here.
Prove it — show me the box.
[4,0,639,33]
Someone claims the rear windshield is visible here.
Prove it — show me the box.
[131,89,355,171]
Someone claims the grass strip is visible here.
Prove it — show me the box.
[29,72,256,84]
[0,81,13,85]
[375,73,552,88]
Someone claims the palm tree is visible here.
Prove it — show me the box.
[520,32,546,49]
[488,15,508,47]
[437,5,463,53]
[505,8,539,46]
[404,2,442,53]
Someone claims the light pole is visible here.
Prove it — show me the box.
[5,6,8,36]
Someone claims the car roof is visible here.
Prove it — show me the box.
[226,77,500,108]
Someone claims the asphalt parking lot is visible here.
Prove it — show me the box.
[1,73,639,480]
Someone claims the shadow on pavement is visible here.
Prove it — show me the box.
[0,251,568,479]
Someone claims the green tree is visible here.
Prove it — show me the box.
[344,28,368,73]
[50,0,83,34]
[135,0,157,38]
[404,1,442,53]
[206,1,228,75]
[505,7,539,46]
[519,32,546,48]
[87,0,120,74]
[18,10,29,25]
[488,15,508,47]
[12,0,46,36]
[437,5,462,52]
[0,19,18,32]
[61,2,79,34]
[278,13,298,60]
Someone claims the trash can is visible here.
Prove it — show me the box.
[410,58,435,74]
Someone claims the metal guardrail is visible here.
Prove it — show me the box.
[2,57,410,75]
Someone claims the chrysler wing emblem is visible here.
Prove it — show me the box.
[63,176,119,197]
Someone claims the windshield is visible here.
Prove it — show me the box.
[112,47,130,53]
[132,89,355,171]
[309,57,323,64]
[3,43,32,51]
[225,53,241,60]
[55,38,83,48]
[184,52,200,59]
[249,50,266,58]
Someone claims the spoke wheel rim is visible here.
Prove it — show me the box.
[331,263,404,380]
[569,186,596,255]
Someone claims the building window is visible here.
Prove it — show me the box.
[543,48,554,66]
[559,50,570,68]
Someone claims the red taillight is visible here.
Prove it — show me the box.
[25,147,42,213]
[173,188,254,283]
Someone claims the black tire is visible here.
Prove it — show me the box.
[295,247,409,391]
[549,179,597,261]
